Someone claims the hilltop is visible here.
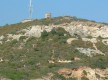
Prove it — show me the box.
[0,16,108,80]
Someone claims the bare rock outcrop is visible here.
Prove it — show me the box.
[58,67,108,80]
[76,47,105,57]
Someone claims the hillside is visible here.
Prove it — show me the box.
[0,16,108,80]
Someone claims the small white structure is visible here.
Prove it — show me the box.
[45,13,52,18]
[21,19,32,23]
[58,60,72,63]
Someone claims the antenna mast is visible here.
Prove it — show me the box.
[29,0,32,19]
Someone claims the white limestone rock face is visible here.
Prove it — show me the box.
[1,22,108,44]
[61,23,108,38]
[65,24,89,37]
[0,35,4,40]
[0,25,53,43]
[7,34,23,41]
[25,25,52,38]
[0,35,5,44]
[67,38,77,44]
[76,48,105,57]
[25,26,43,38]
[44,26,52,32]
[82,38,97,43]
[102,39,108,45]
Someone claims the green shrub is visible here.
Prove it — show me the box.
[56,27,65,36]
[52,73,66,80]
[48,64,57,69]
[26,36,36,42]
[51,28,56,35]
[96,73,100,78]
[19,36,27,41]
[83,70,87,76]
[90,57,107,69]
[86,35,92,39]
[41,30,48,39]
[81,77,89,80]
[11,39,18,44]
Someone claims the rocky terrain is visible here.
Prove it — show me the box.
[0,16,108,80]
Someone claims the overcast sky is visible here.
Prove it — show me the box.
[0,0,108,26]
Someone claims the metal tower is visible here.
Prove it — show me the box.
[29,0,32,19]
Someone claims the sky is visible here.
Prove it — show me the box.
[0,0,108,26]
